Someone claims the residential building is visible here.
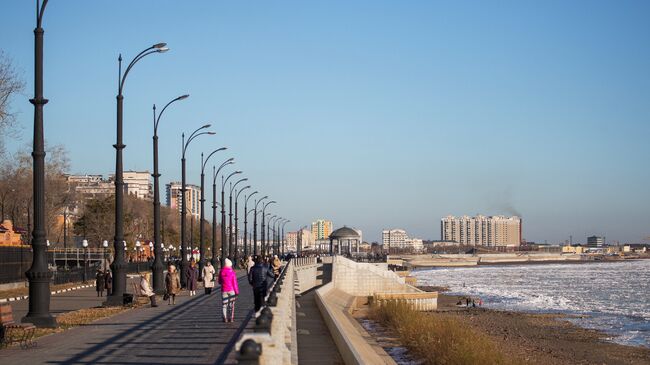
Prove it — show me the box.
[285,231,298,252]
[297,227,314,252]
[441,215,522,247]
[166,182,201,219]
[122,171,152,200]
[382,229,424,252]
[311,219,333,241]
[587,236,605,247]
[67,174,114,199]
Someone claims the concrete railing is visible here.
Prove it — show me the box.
[236,260,298,365]
[315,283,396,365]
[372,292,438,311]
[293,257,317,267]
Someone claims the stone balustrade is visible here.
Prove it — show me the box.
[372,292,438,311]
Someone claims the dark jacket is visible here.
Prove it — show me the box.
[248,263,275,289]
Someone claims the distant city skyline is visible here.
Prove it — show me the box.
[1,1,648,243]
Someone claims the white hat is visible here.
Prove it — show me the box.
[225,258,232,268]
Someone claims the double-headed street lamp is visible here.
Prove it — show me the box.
[243,191,258,258]
[234,184,251,265]
[180,125,215,285]
[151,94,188,293]
[23,0,57,327]
[261,201,276,256]
[199,148,226,276]
[211,159,234,268]
[221,171,241,266]
[228,177,247,263]
[105,42,168,307]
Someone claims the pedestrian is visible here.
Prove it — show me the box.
[271,255,282,277]
[219,258,239,322]
[202,260,216,295]
[104,270,113,296]
[186,258,198,296]
[165,264,181,305]
[95,269,105,297]
[246,255,255,273]
[479,298,483,307]
[140,273,158,307]
[248,256,275,312]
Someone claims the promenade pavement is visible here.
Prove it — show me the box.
[1,274,254,365]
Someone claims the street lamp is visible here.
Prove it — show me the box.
[268,215,278,255]
[233,185,251,265]
[135,241,141,273]
[107,41,168,307]
[253,197,268,256]
[221,171,242,265]
[280,219,291,255]
[199,148,226,276]
[261,201,276,256]
[82,240,89,283]
[102,240,109,271]
[23,0,57,328]
[180,125,215,286]
[151,94,188,294]
[211,158,234,268]
[229,178,248,265]
[243,191,258,259]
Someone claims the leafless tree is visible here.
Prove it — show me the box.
[0,51,24,156]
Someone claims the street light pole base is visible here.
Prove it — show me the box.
[21,314,57,328]
[103,294,125,307]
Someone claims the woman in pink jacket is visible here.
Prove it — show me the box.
[218,258,239,322]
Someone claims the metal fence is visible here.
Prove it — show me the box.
[0,247,33,284]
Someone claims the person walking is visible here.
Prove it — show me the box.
[104,269,113,296]
[165,264,181,305]
[271,255,282,277]
[219,258,239,322]
[186,258,199,296]
[95,269,105,297]
[140,273,158,307]
[202,260,216,295]
[246,255,255,274]
[248,256,275,312]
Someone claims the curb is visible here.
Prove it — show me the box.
[0,284,94,304]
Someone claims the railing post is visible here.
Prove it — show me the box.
[237,339,262,365]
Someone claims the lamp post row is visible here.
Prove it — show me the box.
[23,0,291,325]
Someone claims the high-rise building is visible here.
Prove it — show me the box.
[587,236,605,247]
[166,182,201,218]
[382,229,423,251]
[311,219,333,241]
[441,215,522,247]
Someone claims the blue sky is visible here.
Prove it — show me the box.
[1,0,649,243]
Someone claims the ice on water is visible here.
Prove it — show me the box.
[413,260,650,348]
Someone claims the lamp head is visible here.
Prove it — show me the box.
[202,124,211,129]
[153,42,167,49]
[207,131,216,135]
[235,170,242,174]
[178,94,190,100]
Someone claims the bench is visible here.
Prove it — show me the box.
[0,304,36,349]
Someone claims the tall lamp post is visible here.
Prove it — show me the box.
[199,148,226,276]
[243,191,258,259]
[234,184,250,266]
[102,240,109,271]
[135,241,141,273]
[180,125,215,286]
[151,94,188,293]
[211,158,234,268]
[253,197,268,256]
[229,178,248,264]
[268,215,278,255]
[221,171,242,265]
[280,219,291,255]
[23,0,57,327]
[261,201,276,256]
[106,42,169,307]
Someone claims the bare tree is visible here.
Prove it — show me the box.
[0,51,24,156]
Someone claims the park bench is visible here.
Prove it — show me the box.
[0,304,36,349]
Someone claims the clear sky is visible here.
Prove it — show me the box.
[1,0,649,244]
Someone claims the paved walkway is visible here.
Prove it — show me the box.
[1,275,254,365]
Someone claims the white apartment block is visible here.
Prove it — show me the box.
[166,182,201,219]
[122,171,152,200]
[382,229,424,251]
[441,215,522,247]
